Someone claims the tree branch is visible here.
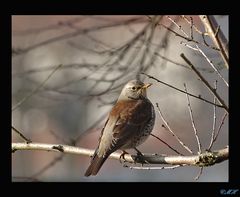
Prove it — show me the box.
[12,64,63,111]
[156,103,193,154]
[12,126,32,143]
[184,83,202,154]
[12,142,228,167]
[141,73,224,109]
[180,53,228,113]
[199,15,229,68]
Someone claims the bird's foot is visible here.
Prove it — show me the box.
[134,148,149,165]
[119,150,129,164]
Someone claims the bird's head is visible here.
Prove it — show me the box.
[118,80,152,100]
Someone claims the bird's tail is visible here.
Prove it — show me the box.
[84,154,108,177]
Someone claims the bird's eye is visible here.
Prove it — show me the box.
[132,86,141,91]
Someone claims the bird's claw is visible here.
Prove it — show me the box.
[119,150,128,164]
[134,148,148,165]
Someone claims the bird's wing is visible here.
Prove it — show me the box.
[96,100,153,157]
[112,100,152,143]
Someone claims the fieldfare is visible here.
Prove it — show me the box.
[84,79,155,176]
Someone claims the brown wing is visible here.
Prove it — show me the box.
[85,99,152,176]
[112,100,152,146]
[96,99,152,156]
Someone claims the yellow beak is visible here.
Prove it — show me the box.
[142,83,152,89]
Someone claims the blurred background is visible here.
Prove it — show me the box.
[12,15,228,182]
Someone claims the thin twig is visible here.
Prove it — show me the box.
[74,111,109,143]
[167,16,189,37]
[30,155,64,178]
[161,18,219,51]
[195,45,228,87]
[181,15,203,35]
[12,17,145,56]
[12,126,32,143]
[156,103,193,154]
[180,53,228,113]
[190,17,194,40]
[13,16,86,36]
[194,167,203,180]
[49,130,70,144]
[12,142,229,166]
[212,112,228,145]
[181,42,228,84]
[151,133,184,156]
[184,84,202,154]
[25,114,109,178]
[208,80,218,150]
[123,164,184,170]
[154,52,190,69]
[181,42,198,51]
[181,15,210,53]
[160,23,193,41]
[12,64,63,111]
[141,73,224,109]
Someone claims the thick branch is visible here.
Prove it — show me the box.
[199,15,229,68]
[12,142,228,167]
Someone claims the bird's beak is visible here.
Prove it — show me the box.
[142,83,152,89]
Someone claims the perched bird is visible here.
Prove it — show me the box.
[84,80,155,176]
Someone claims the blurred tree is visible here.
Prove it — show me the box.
[12,15,228,182]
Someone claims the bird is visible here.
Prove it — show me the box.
[84,79,155,176]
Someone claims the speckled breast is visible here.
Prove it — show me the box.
[121,101,155,149]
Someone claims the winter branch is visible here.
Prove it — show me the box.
[12,142,228,167]
[199,15,229,68]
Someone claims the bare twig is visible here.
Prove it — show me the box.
[49,130,70,144]
[184,84,202,154]
[180,53,228,113]
[30,155,64,178]
[13,16,86,36]
[74,111,109,143]
[160,23,194,42]
[160,19,219,51]
[181,42,228,84]
[141,73,224,109]
[124,164,184,170]
[154,51,215,72]
[28,114,109,178]
[212,112,228,146]
[199,15,229,68]
[151,133,184,156]
[12,64,63,111]
[167,16,189,37]
[181,15,203,35]
[195,45,228,87]
[154,52,190,70]
[13,63,99,78]
[180,42,198,51]
[12,126,32,143]
[194,167,203,180]
[11,142,229,166]
[156,103,193,154]
[12,17,145,56]
[190,17,194,40]
[181,15,210,52]
[208,80,218,150]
